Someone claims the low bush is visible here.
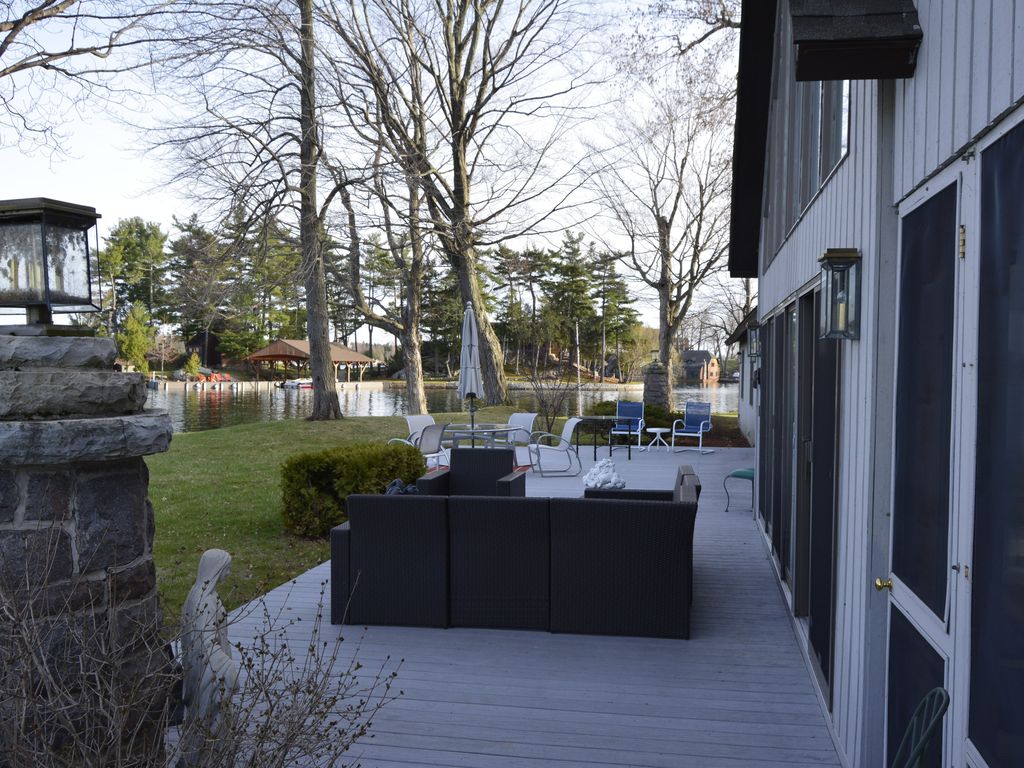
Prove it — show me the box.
[280,442,427,538]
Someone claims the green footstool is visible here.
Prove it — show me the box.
[723,467,754,512]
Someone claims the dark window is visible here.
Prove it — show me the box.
[887,609,945,768]
[892,182,957,619]
[969,119,1024,767]
[808,290,839,692]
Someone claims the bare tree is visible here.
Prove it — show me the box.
[335,157,431,414]
[589,86,732,395]
[324,0,600,405]
[151,0,344,418]
[618,0,739,91]
[0,0,182,150]
[0,566,397,767]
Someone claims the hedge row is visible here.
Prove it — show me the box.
[280,442,427,538]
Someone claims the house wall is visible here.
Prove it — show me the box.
[757,5,890,766]
[893,0,1024,202]
[756,3,1024,766]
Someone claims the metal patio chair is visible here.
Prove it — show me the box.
[389,422,449,469]
[671,401,714,454]
[528,417,582,477]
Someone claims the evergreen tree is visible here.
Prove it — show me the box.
[116,304,156,374]
[421,260,463,375]
[541,232,595,366]
[98,218,167,333]
[592,248,638,379]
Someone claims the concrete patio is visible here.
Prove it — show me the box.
[230,446,842,767]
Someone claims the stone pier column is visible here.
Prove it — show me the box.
[643,359,674,413]
[0,334,172,764]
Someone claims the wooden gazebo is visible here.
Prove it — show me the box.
[244,339,376,381]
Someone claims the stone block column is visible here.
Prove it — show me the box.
[643,359,674,412]
[0,334,173,763]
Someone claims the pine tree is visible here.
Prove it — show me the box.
[116,304,156,374]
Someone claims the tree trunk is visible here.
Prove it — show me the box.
[299,0,340,420]
[402,325,427,414]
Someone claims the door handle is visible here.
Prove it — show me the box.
[874,577,893,592]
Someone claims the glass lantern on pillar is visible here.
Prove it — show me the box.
[0,198,100,326]
[819,248,861,340]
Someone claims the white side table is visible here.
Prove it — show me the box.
[642,427,671,452]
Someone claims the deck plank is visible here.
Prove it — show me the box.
[230,447,841,766]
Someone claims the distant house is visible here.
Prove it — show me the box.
[185,331,221,368]
[731,1,1023,765]
[680,350,719,382]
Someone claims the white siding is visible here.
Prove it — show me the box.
[759,73,886,768]
[894,0,1024,200]
[756,4,894,764]
[754,2,1024,766]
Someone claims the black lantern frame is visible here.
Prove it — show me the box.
[747,322,761,358]
[819,247,861,340]
[0,198,101,324]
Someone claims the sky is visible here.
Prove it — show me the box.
[0,1,740,340]
[0,116,184,234]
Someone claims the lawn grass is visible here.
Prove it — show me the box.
[147,405,746,623]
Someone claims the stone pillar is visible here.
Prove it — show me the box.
[643,359,674,413]
[0,333,172,764]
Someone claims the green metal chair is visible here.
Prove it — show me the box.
[723,467,755,512]
[890,687,950,768]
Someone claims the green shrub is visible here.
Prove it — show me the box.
[584,400,683,428]
[280,442,427,538]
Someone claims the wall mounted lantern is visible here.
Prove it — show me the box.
[747,323,760,358]
[819,248,861,340]
[0,198,100,325]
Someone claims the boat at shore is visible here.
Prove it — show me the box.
[279,379,314,390]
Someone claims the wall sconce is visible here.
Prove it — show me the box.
[819,248,861,339]
[747,323,760,358]
[0,198,100,325]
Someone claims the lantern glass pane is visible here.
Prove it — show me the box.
[0,223,45,305]
[832,266,849,333]
[45,225,90,306]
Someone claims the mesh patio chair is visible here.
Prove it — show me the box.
[503,412,537,465]
[671,401,714,454]
[528,417,582,477]
[609,401,644,454]
[388,422,449,469]
[890,687,950,768]
[402,414,435,444]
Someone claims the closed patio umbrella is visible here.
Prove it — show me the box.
[457,302,486,429]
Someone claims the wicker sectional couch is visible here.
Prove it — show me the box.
[331,465,701,639]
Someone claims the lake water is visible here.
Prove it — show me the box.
[146,382,740,433]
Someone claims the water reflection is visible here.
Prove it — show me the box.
[147,382,739,434]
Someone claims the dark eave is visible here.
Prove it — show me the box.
[725,308,759,346]
[791,0,922,81]
[728,0,777,279]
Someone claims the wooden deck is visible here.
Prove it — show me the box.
[230,446,841,767]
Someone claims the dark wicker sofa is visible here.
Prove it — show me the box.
[331,467,701,639]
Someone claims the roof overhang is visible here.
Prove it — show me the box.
[725,308,759,346]
[728,0,778,278]
[790,1,923,81]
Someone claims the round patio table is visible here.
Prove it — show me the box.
[444,423,519,448]
[641,427,671,452]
